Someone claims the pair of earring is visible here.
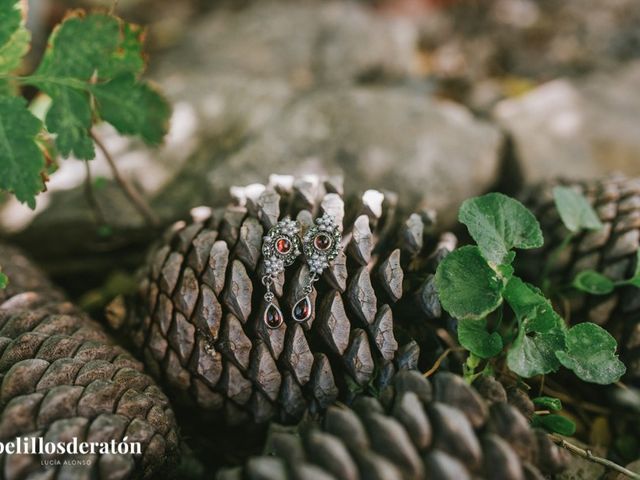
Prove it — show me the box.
[261,213,341,329]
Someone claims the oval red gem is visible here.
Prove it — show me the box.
[314,233,332,251]
[275,237,291,254]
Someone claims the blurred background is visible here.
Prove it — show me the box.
[1,0,639,312]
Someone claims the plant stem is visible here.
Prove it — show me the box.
[541,232,574,292]
[4,74,90,91]
[90,130,159,227]
[83,160,106,226]
[549,434,640,479]
[423,348,465,378]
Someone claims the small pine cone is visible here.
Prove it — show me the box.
[520,174,640,382]
[120,175,456,426]
[216,370,569,479]
[0,244,180,479]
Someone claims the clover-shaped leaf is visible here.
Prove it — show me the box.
[504,277,566,377]
[572,270,615,295]
[553,186,603,233]
[532,396,562,411]
[459,193,543,265]
[555,323,626,384]
[435,246,504,320]
[532,414,576,436]
[457,318,503,359]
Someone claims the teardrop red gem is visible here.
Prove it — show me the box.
[264,303,283,329]
[292,296,312,322]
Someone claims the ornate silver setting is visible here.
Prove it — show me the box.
[262,218,302,329]
[302,213,342,273]
[293,213,342,322]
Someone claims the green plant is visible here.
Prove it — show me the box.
[435,192,626,385]
[0,1,170,209]
[546,186,640,296]
[531,396,576,436]
[0,267,7,289]
[0,2,170,286]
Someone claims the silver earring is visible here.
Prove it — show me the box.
[293,213,341,322]
[262,218,302,329]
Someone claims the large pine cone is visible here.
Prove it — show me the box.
[0,244,179,479]
[520,174,640,383]
[217,370,569,480]
[118,176,456,427]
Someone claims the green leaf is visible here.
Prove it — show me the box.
[504,277,566,334]
[532,396,562,411]
[32,12,169,158]
[92,74,169,145]
[0,96,46,208]
[555,323,626,384]
[33,13,120,159]
[572,270,615,295]
[504,277,567,377]
[435,246,504,320]
[459,193,543,265]
[0,0,30,94]
[43,85,95,159]
[553,186,603,233]
[457,318,503,359]
[98,22,146,78]
[532,414,576,436]
[0,0,22,46]
[0,269,7,289]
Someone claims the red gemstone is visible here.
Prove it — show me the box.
[275,237,291,254]
[264,303,283,329]
[292,296,312,322]
[314,233,332,251]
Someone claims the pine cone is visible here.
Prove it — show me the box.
[0,244,180,479]
[216,370,569,480]
[520,174,640,382]
[118,175,457,427]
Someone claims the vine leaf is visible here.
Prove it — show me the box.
[0,268,7,289]
[553,186,603,232]
[31,11,169,158]
[435,245,504,320]
[459,193,543,265]
[92,74,169,145]
[0,0,30,94]
[31,13,118,158]
[457,318,503,359]
[0,96,45,208]
[555,323,626,384]
[1,10,171,208]
[572,270,615,295]
[504,277,566,377]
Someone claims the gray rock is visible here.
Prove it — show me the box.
[203,87,502,225]
[494,62,640,182]
[152,1,418,88]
